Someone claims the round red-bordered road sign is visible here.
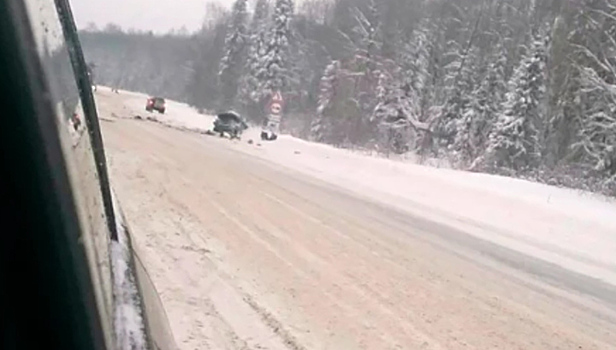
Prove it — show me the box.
[270,102,282,115]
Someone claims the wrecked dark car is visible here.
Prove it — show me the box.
[213,111,248,139]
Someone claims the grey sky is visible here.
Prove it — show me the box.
[69,0,234,34]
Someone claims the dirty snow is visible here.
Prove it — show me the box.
[100,87,616,287]
[110,190,148,350]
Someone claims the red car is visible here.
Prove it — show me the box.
[146,96,166,114]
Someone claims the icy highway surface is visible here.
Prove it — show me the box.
[97,88,616,350]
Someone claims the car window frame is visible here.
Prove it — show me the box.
[0,1,110,348]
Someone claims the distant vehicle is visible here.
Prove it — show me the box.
[146,97,166,114]
[213,111,248,139]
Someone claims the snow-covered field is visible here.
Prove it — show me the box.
[100,87,616,287]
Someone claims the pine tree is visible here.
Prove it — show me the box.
[399,24,431,122]
[263,0,294,94]
[459,41,508,166]
[576,65,616,178]
[372,69,417,154]
[348,0,384,143]
[485,31,549,173]
[238,0,270,117]
[218,0,248,107]
[435,43,479,153]
[570,1,616,183]
[311,60,340,142]
[352,0,382,67]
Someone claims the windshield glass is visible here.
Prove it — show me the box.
[49,0,616,349]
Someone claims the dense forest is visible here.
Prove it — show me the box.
[80,0,616,196]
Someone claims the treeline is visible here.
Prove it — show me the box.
[81,0,616,196]
[79,23,194,102]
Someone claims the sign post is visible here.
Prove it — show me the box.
[261,91,284,141]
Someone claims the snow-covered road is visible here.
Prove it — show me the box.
[98,88,616,349]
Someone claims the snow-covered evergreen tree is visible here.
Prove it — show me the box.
[262,0,294,94]
[311,60,340,142]
[345,0,384,143]
[238,0,270,116]
[218,0,248,107]
[458,41,508,166]
[485,31,549,173]
[434,44,479,153]
[399,24,431,122]
[372,69,418,154]
[400,26,429,95]
[352,0,381,67]
[576,66,616,179]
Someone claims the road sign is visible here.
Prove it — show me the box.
[270,102,282,115]
[271,91,283,103]
[267,91,284,114]
[262,91,284,141]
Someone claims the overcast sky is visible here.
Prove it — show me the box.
[69,0,234,34]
